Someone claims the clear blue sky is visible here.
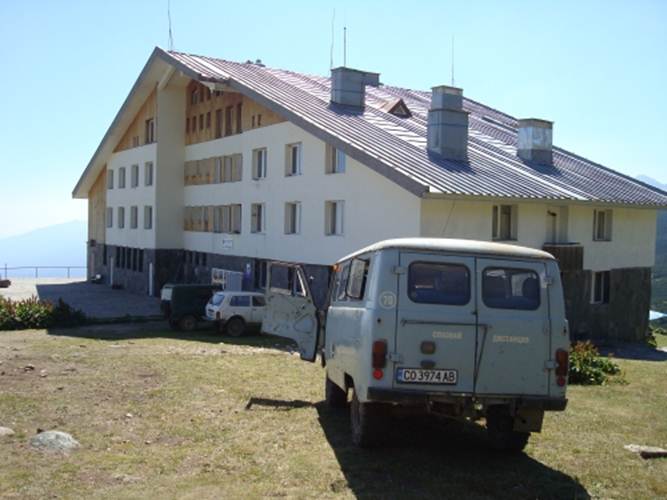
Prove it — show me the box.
[0,0,665,238]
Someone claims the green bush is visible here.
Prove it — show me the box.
[0,296,86,330]
[568,341,622,385]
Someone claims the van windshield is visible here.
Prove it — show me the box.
[211,293,225,306]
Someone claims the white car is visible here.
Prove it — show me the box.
[205,291,266,337]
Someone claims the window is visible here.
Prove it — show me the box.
[236,102,243,133]
[221,204,242,234]
[225,106,233,136]
[252,296,266,307]
[230,295,251,307]
[130,206,138,229]
[492,204,517,241]
[118,207,125,229]
[347,259,369,300]
[482,268,540,310]
[591,271,610,304]
[118,167,126,189]
[408,262,470,305]
[145,118,155,144]
[252,148,267,179]
[257,114,262,127]
[106,207,113,228]
[206,111,211,129]
[190,88,198,105]
[251,203,265,233]
[199,114,204,131]
[144,206,153,230]
[186,116,190,134]
[325,145,346,174]
[107,170,114,189]
[285,143,302,176]
[131,164,139,188]
[284,202,301,234]
[213,206,222,233]
[215,109,222,138]
[333,261,351,302]
[325,200,344,235]
[203,206,210,232]
[132,136,139,148]
[144,162,154,186]
[593,209,612,241]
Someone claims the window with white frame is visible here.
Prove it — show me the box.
[117,207,125,229]
[251,203,265,233]
[325,144,346,174]
[214,158,223,184]
[107,169,114,190]
[131,164,139,188]
[213,206,222,233]
[220,154,242,183]
[144,162,154,186]
[325,200,344,235]
[284,202,301,234]
[593,209,612,241]
[285,143,302,176]
[252,148,268,180]
[145,118,155,144]
[492,204,517,240]
[221,204,242,234]
[130,206,138,229]
[118,167,126,189]
[591,271,610,304]
[144,206,153,230]
[106,207,113,227]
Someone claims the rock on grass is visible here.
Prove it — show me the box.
[29,431,80,453]
[0,426,15,437]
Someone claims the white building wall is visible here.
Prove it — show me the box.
[182,121,421,265]
[105,143,157,248]
[420,198,657,271]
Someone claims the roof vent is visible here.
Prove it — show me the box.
[427,85,469,161]
[330,67,380,108]
[517,119,553,165]
[381,98,412,118]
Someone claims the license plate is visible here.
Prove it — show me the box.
[396,367,458,385]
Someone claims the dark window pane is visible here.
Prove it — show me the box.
[252,296,266,307]
[230,295,250,307]
[482,268,540,310]
[408,262,470,305]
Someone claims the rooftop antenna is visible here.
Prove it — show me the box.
[451,35,455,86]
[167,0,174,51]
[329,8,336,69]
[343,25,347,67]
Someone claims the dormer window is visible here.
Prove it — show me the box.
[381,98,412,118]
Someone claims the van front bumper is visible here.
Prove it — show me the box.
[366,388,568,412]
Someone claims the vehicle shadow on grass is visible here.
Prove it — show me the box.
[315,404,589,499]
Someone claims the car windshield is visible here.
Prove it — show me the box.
[211,293,225,306]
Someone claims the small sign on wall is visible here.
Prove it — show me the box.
[221,238,233,249]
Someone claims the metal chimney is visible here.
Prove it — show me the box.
[517,118,553,165]
[330,67,380,108]
[427,85,469,161]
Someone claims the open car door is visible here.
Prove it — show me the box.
[261,262,320,362]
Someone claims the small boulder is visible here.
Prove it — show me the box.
[0,426,15,437]
[30,431,80,453]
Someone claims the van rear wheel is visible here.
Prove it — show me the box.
[226,317,246,337]
[325,376,348,409]
[486,406,530,453]
[350,389,390,448]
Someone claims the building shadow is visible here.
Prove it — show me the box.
[598,342,667,362]
[245,398,590,499]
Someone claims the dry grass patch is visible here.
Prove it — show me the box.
[0,324,665,499]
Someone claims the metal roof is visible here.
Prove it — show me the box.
[338,237,556,263]
[76,47,667,207]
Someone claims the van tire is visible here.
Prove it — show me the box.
[325,376,347,409]
[179,315,197,332]
[226,317,246,337]
[486,406,530,453]
[350,389,389,448]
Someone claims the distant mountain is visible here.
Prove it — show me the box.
[637,176,667,313]
[0,221,87,278]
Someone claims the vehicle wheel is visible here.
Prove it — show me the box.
[486,406,530,453]
[325,376,348,409]
[350,389,390,448]
[226,317,246,337]
[178,315,197,332]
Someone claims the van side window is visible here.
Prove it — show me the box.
[346,259,369,300]
[334,262,351,302]
[482,268,540,310]
[252,296,266,307]
[408,262,470,305]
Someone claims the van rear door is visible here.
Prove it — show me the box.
[474,259,550,396]
[393,253,477,393]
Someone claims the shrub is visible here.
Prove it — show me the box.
[568,341,621,385]
[0,296,86,330]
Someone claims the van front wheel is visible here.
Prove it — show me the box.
[486,406,530,453]
[325,376,348,409]
[350,389,390,448]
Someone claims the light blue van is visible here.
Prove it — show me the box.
[262,238,569,451]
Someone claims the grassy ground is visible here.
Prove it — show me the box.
[1,324,666,499]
